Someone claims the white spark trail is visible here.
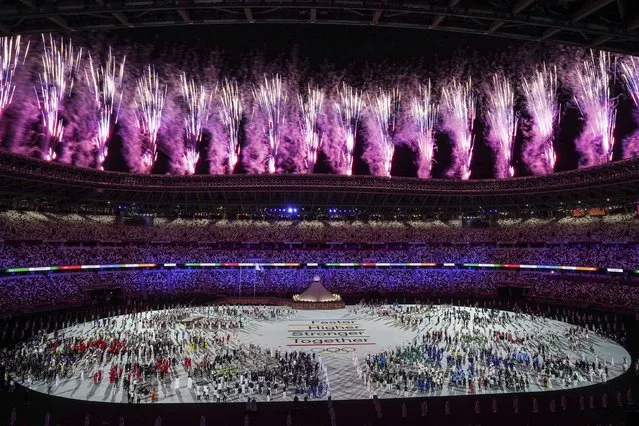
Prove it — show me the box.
[35,34,82,161]
[485,73,518,178]
[369,87,400,177]
[253,74,287,174]
[573,50,616,165]
[86,48,125,170]
[0,36,29,116]
[180,73,210,175]
[219,79,243,174]
[135,66,167,173]
[298,85,325,172]
[410,81,438,178]
[522,63,558,174]
[441,78,475,180]
[335,83,364,175]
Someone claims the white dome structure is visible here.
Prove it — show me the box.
[293,275,341,303]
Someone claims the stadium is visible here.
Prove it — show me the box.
[0,1,639,426]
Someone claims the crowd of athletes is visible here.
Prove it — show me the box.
[0,305,329,404]
[354,304,633,399]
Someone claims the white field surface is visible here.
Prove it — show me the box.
[17,305,630,403]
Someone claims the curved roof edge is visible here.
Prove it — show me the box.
[1,151,638,212]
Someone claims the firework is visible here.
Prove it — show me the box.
[180,74,210,175]
[410,81,438,178]
[573,50,616,166]
[485,74,517,178]
[86,48,125,170]
[252,74,287,174]
[522,63,558,174]
[135,66,167,173]
[7,36,635,178]
[621,56,639,108]
[219,79,243,174]
[523,64,557,139]
[298,85,325,172]
[441,78,475,180]
[334,83,364,175]
[369,87,401,177]
[35,34,82,161]
[620,56,639,159]
[0,36,29,117]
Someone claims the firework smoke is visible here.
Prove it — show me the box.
[620,56,639,159]
[485,73,517,178]
[572,50,616,166]
[298,85,324,172]
[410,81,438,178]
[522,63,558,174]
[441,78,475,180]
[134,66,167,173]
[335,84,364,175]
[0,36,29,118]
[253,74,287,174]
[86,48,125,170]
[369,87,401,177]
[219,79,243,173]
[34,35,82,161]
[180,74,210,174]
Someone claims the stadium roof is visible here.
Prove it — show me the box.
[0,1,638,55]
[0,151,638,215]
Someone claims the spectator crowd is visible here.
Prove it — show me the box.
[0,210,636,315]
[0,210,637,245]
